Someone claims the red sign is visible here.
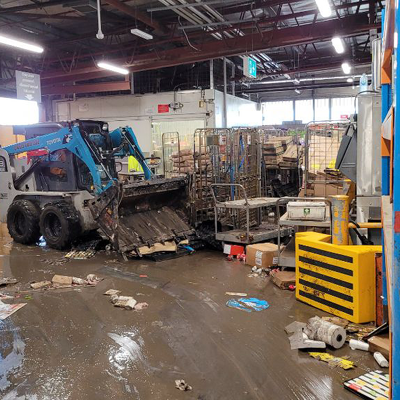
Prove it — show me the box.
[340,114,349,120]
[158,104,170,113]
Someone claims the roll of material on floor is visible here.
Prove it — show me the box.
[304,316,346,349]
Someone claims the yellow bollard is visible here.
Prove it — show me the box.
[331,195,350,245]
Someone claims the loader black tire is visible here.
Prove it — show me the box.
[39,201,81,250]
[7,199,41,245]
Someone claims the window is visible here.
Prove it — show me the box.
[315,98,330,121]
[331,97,355,120]
[262,101,293,125]
[295,100,313,124]
[0,97,39,125]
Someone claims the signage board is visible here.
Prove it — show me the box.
[16,70,41,103]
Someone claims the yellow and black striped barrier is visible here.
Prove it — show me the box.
[296,231,381,323]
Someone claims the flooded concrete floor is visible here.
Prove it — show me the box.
[0,225,378,400]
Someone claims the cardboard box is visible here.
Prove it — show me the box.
[270,270,296,289]
[368,335,390,359]
[246,243,278,268]
[313,183,342,197]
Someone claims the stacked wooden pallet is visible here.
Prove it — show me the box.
[263,136,294,168]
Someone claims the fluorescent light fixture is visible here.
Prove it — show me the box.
[315,0,332,17]
[331,36,345,54]
[295,89,301,94]
[131,28,153,40]
[347,77,354,83]
[294,78,300,84]
[97,62,129,75]
[0,34,43,53]
[341,62,351,74]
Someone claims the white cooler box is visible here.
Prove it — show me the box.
[287,201,326,221]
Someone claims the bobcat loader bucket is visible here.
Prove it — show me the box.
[88,177,195,255]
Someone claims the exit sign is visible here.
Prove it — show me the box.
[243,56,257,78]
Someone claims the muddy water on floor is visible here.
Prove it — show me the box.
[0,234,378,400]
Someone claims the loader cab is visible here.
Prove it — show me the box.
[15,120,119,194]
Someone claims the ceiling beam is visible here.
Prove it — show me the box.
[42,80,130,95]
[41,13,378,82]
[104,0,169,34]
[0,0,67,14]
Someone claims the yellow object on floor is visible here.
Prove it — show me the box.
[296,232,381,323]
[309,352,355,370]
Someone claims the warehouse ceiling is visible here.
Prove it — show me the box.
[0,0,383,98]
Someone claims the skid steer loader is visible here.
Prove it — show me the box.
[0,120,194,255]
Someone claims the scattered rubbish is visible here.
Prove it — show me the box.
[344,370,389,399]
[138,241,177,255]
[52,275,73,286]
[72,277,87,285]
[65,249,96,260]
[139,275,148,278]
[135,302,148,311]
[175,379,192,391]
[288,285,295,291]
[226,255,233,261]
[225,292,247,297]
[374,352,389,368]
[0,294,14,300]
[347,323,376,341]
[304,316,346,349]
[226,297,269,312]
[248,266,269,278]
[285,321,306,335]
[349,339,370,351]
[24,295,32,300]
[289,331,326,350]
[285,321,325,350]
[104,289,121,296]
[270,270,296,290]
[30,281,51,289]
[109,294,147,311]
[0,301,26,320]
[0,278,18,287]
[321,316,349,329]
[86,274,102,286]
[41,257,69,266]
[309,352,355,370]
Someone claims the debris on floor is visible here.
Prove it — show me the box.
[226,297,269,312]
[30,281,52,289]
[86,274,102,286]
[245,243,278,268]
[175,379,192,391]
[41,257,69,266]
[321,316,349,328]
[374,352,389,368]
[309,352,356,370]
[0,300,26,320]
[248,266,269,278]
[104,289,121,296]
[286,316,346,350]
[270,270,296,289]
[52,275,73,286]
[346,323,376,341]
[225,292,247,297]
[0,277,18,286]
[349,339,370,351]
[65,249,96,260]
[344,370,389,399]
[304,316,346,349]
[106,291,148,311]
